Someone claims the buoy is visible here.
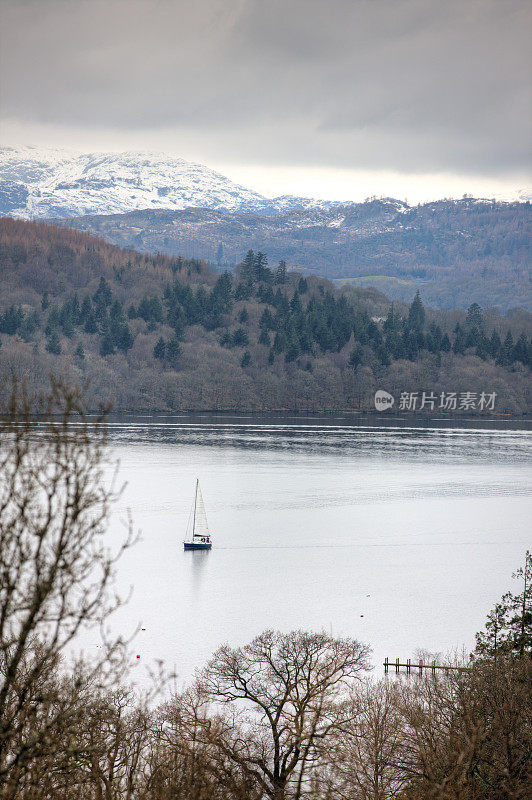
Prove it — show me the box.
[136,654,140,659]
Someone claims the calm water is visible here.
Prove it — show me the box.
[89,415,531,686]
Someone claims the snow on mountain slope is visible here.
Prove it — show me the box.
[0,146,345,219]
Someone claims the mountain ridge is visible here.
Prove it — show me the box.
[0,145,350,219]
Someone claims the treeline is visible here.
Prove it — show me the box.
[1,219,531,413]
[4,634,530,800]
[1,387,530,800]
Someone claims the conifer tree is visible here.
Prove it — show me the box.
[407,291,425,333]
[240,250,256,283]
[45,330,61,355]
[275,260,287,284]
[165,337,182,367]
[475,551,531,658]
[258,328,270,346]
[74,341,85,360]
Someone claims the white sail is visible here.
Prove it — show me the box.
[193,483,210,538]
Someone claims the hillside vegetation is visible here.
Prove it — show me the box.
[1,218,531,413]
[58,197,532,311]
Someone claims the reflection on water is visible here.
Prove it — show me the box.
[189,549,210,597]
[88,414,531,685]
[102,413,531,464]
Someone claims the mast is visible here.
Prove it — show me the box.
[193,478,198,537]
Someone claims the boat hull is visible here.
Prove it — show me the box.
[184,542,212,550]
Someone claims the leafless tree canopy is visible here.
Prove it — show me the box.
[0,376,134,798]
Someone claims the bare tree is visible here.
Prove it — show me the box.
[0,376,134,797]
[318,678,406,800]
[147,685,257,800]
[199,629,371,800]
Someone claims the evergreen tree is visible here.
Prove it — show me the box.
[274,260,287,284]
[84,310,99,335]
[74,342,85,360]
[290,292,302,314]
[45,330,61,355]
[513,332,529,366]
[254,252,270,282]
[258,328,271,346]
[235,282,252,301]
[257,284,275,305]
[426,323,443,354]
[99,333,115,357]
[348,343,363,369]
[212,272,233,313]
[489,330,502,359]
[475,551,531,658]
[59,301,74,338]
[44,307,60,338]
[383,303,397,334]
[138,295,163,327]
[165,337,182,367]
[285,333,301,362]
[466,302,484,330]
[376,342,391,366]
[41,292,50,311]
[232,328,249,347]
[273,332,286,353]
[440,333,452,352]
[475,332,490,360]
[70,294,81,325]
[268,348,275,365]
[19,310,40,341]
[297,277,308,294]
[259,307,274,331]
[407,291,425,333]
[240,250,256,283]
[93,277,113,317]
[80,295,93,324]
[497,331,514,365]
[216,242,224,265]
[452,323,467,355]
[114,321,134,352]
[238,307,249,324]
[241,350,251,368]
[404,330,420,360]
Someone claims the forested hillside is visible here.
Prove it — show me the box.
[1,218,531,413]
[58,197,532,311]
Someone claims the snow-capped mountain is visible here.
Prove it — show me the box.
[0,146,344,219]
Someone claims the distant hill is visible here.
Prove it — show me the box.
[0,146,345,218]
[1,218,530,414]
[58,199,532,311]
[3,147,529,311]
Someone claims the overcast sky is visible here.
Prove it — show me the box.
[1,0,531,202]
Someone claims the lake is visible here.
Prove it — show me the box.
[93,414,531,687]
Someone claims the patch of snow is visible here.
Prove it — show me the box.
[0,146,353,220]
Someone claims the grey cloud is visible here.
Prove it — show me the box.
[0,0,530,176]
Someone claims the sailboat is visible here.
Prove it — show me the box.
[183,479,212,550]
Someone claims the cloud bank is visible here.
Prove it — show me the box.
[1,0,531,180]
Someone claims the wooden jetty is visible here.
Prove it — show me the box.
[383,657,471,676]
